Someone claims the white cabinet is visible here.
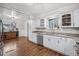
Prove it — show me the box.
[43,35,52,49]
[34,19,46,28]
[73,9,79,27]
[29,33,37,43]
[43,35,64,53]
[50,36,60,51]
[51,36,67,53]
[40,19,44,27]
[61,9,79,27]
[64,38,76,56]
[57,37,65,53]
[59,37,72,53]
[43,35,77,55]
[61,12,74,27]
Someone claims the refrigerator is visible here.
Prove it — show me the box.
[0,20,4,56]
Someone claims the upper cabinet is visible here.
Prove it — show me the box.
[61,9,79,28]
[61,12,74,27]
[62,14,71,26]
[39,9,79,29]
[40,19,47,28]
[73,9,79,27]
[35,19,46,28]
[40,19,45,27]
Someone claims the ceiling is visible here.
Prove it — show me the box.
[0,3,79,17]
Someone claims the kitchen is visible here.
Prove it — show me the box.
[0,3,79,56]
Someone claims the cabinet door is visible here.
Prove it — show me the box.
[50,36,59,51]
[57,37,64,53]
[73,9,79,27]
[32,33,37,43]
[58,37,69,53]
[44,35,63,52]
[43,35,52,49]
[29,33,37,43]
[61,12,74,27]
[64,38,76,56]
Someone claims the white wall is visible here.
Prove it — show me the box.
[15,12,28,37]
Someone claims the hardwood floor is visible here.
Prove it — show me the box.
[3,37,64,56]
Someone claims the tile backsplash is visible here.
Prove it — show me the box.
[61,27,79,34]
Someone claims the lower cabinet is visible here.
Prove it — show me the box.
[29,33,37,43]
[43,35,76,56]
[58,37,69,53]
[50,36,60,52]
[30,33,77,56]
[43,35,61,52]
[64,38,76,56]
[43,35,53,49]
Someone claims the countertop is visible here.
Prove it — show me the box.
[32,30,79,42]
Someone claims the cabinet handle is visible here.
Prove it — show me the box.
[73,23,74,26]
[58,40,59,44]
[48,39,50,41]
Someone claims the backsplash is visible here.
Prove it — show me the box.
[61,27,79,34]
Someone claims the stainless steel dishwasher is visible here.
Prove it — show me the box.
[37,34,43,46]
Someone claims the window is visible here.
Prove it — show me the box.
[49,18,58,29]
